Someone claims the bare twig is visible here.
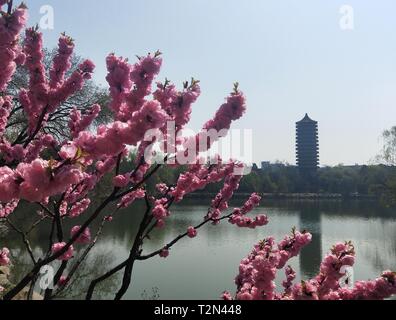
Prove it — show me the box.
[5,218,36,264]
[53,217,108,298]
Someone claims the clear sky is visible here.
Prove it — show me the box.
[25,0,396,166]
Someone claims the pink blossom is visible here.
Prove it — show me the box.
[152,198,170,226]
[23,134,55,163]
[69,198,91,218]
[59,200,68,216]
[340,254,355,267]
[0,157,84,203]
[203,88,246,133]
[95,155,118,174]
[126,53,162,113]
[49,34,75,89]
[0,166,19,202]
[230,230,312,300]
[74,100,167,158]
[154,80,201,130]
[0,199,19,218]
[118,189,145,208]
[221,291,233,300]
[105,54,132,114]
[155,183,169,195]
[159,249,169,258]
[291,281,319,300]
[59,143,78,160]
[51,242,74,261]
[70,226,91,244]
[69,104,101,138]
[282,266,296,295]
[0,247,10,266]
[229,196,268,229]
[58,276,69,287]
[187,226,197,238]
[0,5,27,91]
[0,97,12,137]
[113,174,129,188]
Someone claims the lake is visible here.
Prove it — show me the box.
[2,199,396,300]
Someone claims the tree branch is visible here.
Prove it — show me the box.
[6,218,36,264]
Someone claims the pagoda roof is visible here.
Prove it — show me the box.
[297,113,317,124]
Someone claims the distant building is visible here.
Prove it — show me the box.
[296,114,319,172]
[260,161,290,171]
[261,161,271,169]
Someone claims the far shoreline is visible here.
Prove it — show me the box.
[184,192,377,201]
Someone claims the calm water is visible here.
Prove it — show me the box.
[2,200,396,300]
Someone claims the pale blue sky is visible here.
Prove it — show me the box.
[25,0,396,166]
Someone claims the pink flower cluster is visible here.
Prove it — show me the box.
[171,160,239,203]
[113,173,131,188]
[105,54,132,115]
[226,237,396,300]
[69,198,91,218]
[57,275,69,287]
[203,88,246,132]
[154,80,201,130]
[187,226,197,238]
[0,199,19,218]
[229,193,269,229]
[24,134,56,163]
[0,134,55,165]
[49,34,75,89]
[229,214,269,229]
[118,189,145,208]
[70,226,91,244]
[0,247,10,266]
[105,52,162,120]
[282,265,296,295]
[69,104,101,138]
[0,3,27,92]
[334,271,396,300]
[159,248,169,258]
[156,183,169,195]
[172,89,247,164]
[0,159,83,203]
[62,172,98,205]
[308,241,356,298]
[74,100,168,157]
[51,242,74,261]
[152,198,170,228]
[230,230,312,300]
[277,229,313,268]
[21,27,95,134]
[0,97,12,137]
[207,170,244,222]
[127,53,162,114]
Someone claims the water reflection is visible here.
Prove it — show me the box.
[298,204,322,279]
[1,200,396,299]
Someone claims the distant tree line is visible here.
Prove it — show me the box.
[93,154,396,206]
[239,164,396,200]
